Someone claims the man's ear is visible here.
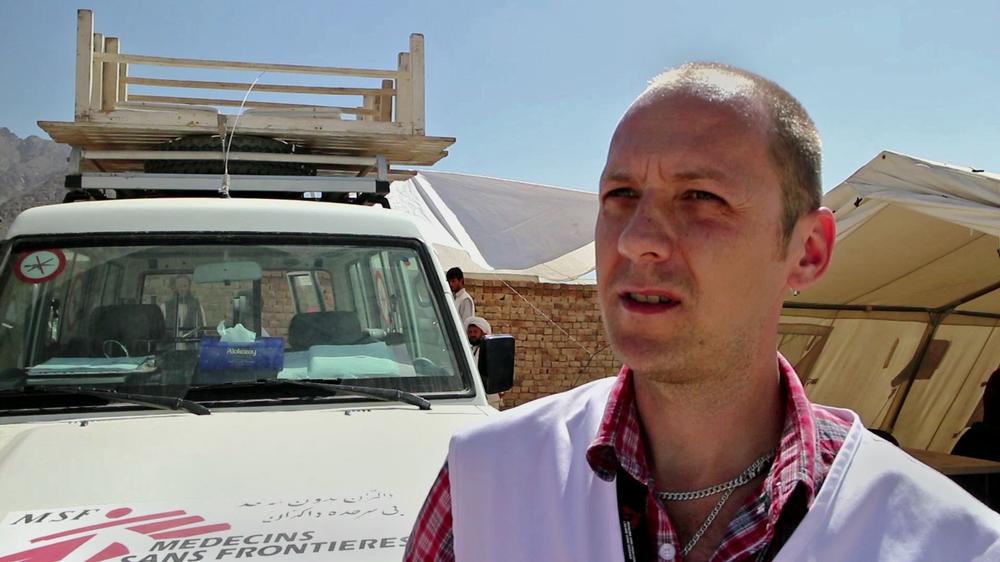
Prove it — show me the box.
[787,207,836,291]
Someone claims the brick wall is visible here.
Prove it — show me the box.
[464,278,618,409]
[261,271,294,339]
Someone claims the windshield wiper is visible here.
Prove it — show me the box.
[191,379,431,410]
[25,385,211,415]
[292,379,432,410]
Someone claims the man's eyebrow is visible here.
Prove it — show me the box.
[600,168,729,185]
[599,171,632,185]
[668,168,728,182]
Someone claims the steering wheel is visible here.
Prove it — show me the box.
[102,339,129,358]
[413,357,446,376]
[176,326,204,339]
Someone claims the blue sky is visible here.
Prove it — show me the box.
[1,1,997,193]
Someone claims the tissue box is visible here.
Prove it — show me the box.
[198,337,285,372]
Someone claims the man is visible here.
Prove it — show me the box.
[446,267,475,322]
[161,274,205,338]
[466,316,502,410]
[406,63,1000,561]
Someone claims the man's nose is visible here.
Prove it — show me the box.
[618,202,675,263]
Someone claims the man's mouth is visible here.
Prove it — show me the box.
[620,291,681,312]
[626,293,674,304]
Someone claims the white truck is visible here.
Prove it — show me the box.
[0,10,512,560]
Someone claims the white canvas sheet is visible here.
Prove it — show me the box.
[387,171,597,282]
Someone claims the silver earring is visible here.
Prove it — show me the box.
[791,289,801,297]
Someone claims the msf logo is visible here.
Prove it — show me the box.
[0,507,230,562]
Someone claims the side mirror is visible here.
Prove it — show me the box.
[479,334,514,394]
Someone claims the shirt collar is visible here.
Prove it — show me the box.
[768,353,822,516]
[586,365,647,483]
[586,354,823,519]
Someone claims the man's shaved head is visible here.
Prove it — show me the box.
[637,62,822,248]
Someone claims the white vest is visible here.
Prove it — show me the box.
[448,377,1000,561]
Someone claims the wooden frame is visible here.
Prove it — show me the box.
[47,9,452,174]
[75,173,389,194]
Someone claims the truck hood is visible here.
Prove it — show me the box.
[0,404,490,560]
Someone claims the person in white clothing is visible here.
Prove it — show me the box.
[465,316,490,361]
[406,63,1000,562]
[160,274,206,338]
[446,267,475,322]
[466,316,502,410]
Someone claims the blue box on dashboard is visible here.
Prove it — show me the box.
[197,337,285,372]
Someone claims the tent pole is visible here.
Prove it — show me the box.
[783,303,1000,320]
[950,311,1000,321]
[882,312,945,433]
[783,302,935,313]
[932,279,1000,314]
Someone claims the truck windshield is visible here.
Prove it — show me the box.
[0,235,469,410]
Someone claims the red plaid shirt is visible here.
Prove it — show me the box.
[405,355,851,562]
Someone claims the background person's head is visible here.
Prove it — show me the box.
[465,316,491,346]
[446,267,465,294]
[596,63,835,383]
[170,274,193,296]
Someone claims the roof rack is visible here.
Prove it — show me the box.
[39,9,455,201]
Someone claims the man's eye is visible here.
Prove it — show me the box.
[604,187,638,200]
[684,190,721,202]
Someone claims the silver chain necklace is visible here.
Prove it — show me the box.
[657,450,775,557]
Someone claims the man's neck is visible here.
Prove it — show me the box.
[633,354,785,492]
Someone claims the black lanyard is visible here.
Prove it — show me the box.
[616,469,653,562]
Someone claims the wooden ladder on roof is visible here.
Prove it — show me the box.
[38,9,455,198]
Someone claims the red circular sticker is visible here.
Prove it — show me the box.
[14,249,67,284]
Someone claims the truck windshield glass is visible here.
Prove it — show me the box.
[0,238,467,408]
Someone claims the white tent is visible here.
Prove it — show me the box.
[387,171,598,282]
[779,151,1000,452]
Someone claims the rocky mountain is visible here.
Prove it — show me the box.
[0,128,69,234]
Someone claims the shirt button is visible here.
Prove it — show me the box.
[658,543,677,560]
